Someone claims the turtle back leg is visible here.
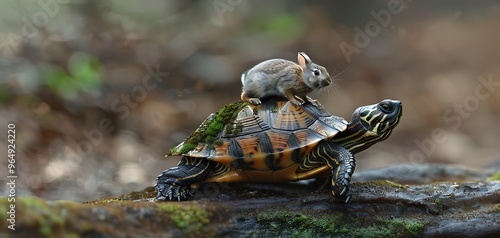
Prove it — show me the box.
[155,157,214,201]
[300,142,356,204]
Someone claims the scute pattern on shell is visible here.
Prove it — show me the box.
[175,100,348,172]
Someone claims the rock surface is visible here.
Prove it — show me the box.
[1,164,499,237]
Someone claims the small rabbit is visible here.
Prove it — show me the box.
[240,52,331,106]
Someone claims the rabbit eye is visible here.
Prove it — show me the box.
[313,69,320,76]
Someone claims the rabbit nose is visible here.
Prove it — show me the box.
[321,78,332,87]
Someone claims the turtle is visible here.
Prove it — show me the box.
[155,99,402,203]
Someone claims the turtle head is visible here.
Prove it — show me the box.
[338,99,402,154]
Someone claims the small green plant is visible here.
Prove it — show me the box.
[43,52,102,100]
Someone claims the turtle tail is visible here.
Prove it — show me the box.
[155,157,214,201]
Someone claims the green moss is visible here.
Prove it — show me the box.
[405,220,426,236]
[168,146,179,156]
[0,199,6,221]
[235,122,244,134]
[366,180,406,189]
[214,140,223,146]
[179,143,197,155]
[176,101,249,154]
[1,196,218,237]
[488,204,500,213]
[83,198,124,205]
[0,197,77,237]
[157,203,212,234]
[345,218,425,238]
[21,198,65,237]
[119,186,157,200]
[486,172,500,182]
[252,105,259,114]
[382,218,426,236]
[84,187,157,204]
[256,211,425,237]
[257,211,343,236]
[432,198,444,210]
[227,121,244,135]
[349,224,392,238]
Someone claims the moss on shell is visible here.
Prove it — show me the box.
[214,139,223,146]
[178,143,197,155]
[227,121,244,135]
[176,101,249,154]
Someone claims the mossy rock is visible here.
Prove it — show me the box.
[157,203,212,234]
[1,165,499,237]
[0,188,222,238]
[255,210,425,237]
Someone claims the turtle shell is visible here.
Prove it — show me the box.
[169,100,347,181]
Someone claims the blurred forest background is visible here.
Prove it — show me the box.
[1,0,499,202]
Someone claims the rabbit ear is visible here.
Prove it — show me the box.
[297,52,311,68]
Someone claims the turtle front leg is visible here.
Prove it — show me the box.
[155,157,214,201]
[323,143,356,204]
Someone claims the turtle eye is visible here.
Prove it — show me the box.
[380,103,392,113]
[313,69,320,76]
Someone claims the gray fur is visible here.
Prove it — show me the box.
[241,52,331,105]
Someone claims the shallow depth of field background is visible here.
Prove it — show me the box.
[1,0,499,202]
